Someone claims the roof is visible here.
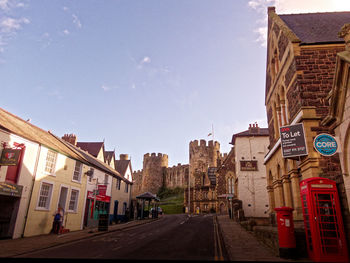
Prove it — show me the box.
[136,192,160,201]
[104,151,115,165]
[279,11,350,44]
[230,126,269,145]
[58,136,132,184]
[76,142,104,158]
[115,159,131,176]
[0,107,87,163]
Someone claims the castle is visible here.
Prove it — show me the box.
[132,140,222,195]
[132,139,228,214]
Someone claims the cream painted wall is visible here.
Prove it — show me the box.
[0,129,40,239]
[24,147,88,237]
[110,165,132,216]
[235,135,270,218]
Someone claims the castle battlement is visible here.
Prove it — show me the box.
[190,139,220,150]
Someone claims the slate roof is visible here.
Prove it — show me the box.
[115,159,131,177]
[279,11,350,44]
[104,151,115,165]
[57,136,132,183]
[0,107,87,163]
[76,142,104,158]
[136,192,160,201]
[230,127,269,145]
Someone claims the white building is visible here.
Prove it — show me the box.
[231,123,270,219]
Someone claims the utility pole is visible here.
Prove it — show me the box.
[188,172,190,213]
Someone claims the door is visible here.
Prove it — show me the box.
[312,192,343,256]
[58,187,68,212]
[113,200,118,222]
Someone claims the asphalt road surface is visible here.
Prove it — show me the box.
[18,214,228,261]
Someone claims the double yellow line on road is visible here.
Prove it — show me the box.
[213,216,224,261]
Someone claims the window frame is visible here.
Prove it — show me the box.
[44,149,58,176]
[36,181,54,211]
[68,188,80,213]
[72,160,82,183]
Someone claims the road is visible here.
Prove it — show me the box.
[17,214,228,261]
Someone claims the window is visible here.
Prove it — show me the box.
[104,174,108,185]
[73,161,82,182]
[68,189,79,212]
[37,182,53,209]
[125,182,128,193]
[116,178,121,190]
[45,150,57,175]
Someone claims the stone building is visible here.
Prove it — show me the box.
[184,140,221,213]
[263,6,350,234]
[131,153,189,198]
[324,23,350,235]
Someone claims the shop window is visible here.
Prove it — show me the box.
[37,182,53,210]
[44,150,57,175]
[73,161,82,182]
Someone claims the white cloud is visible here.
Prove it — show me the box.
[101,85,111,91]
[63,6,68,12]
[1,17,29,33]
[63,29,70,35]
[72,14,82,29]
[131,83,136,89]
[0,1,30,55]
[248,0,350,47]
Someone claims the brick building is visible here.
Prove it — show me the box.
[264,5,350,240]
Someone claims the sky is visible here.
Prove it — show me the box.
[1,0,350,171]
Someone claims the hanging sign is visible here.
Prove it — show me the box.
[313,133,338,156]
[0,182,23,197]
[280,123,308,158]
[240,160,258,171]
[0,149,21,166]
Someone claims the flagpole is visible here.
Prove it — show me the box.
[212,124,214,141]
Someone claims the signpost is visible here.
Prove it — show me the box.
[280,123,308,158]
[313,133,338,156]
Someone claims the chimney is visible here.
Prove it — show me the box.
[62,133,77,146]
[120,154,129,160]
[249,123,259,134]
[268,6,276,14]
[339,24,350,51]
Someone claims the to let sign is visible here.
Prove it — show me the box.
[280,123,308,158]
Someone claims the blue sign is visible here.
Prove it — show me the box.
[313,134,338,156]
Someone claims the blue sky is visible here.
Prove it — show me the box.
[1,0,349,171]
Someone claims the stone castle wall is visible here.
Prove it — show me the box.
[189,139,220,186]
[132,140,222,198]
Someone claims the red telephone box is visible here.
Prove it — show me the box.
[300,177,349,262]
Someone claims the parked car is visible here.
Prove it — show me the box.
[150,207,163,215]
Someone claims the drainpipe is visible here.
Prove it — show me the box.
[21,144,41,238]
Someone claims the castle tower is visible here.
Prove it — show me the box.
[189,139,220,186]
[141,153,168,194]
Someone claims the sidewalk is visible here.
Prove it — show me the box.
[216,214,311,262]
[0,217,160,258]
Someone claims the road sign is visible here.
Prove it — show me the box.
[280,123,308,158]
[313,133,338,156]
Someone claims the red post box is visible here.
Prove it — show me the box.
[274,207,296,258]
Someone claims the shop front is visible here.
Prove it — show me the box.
[0,182,23,239]
[85,190,111,227]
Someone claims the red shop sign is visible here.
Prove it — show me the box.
[87,191,110,203]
